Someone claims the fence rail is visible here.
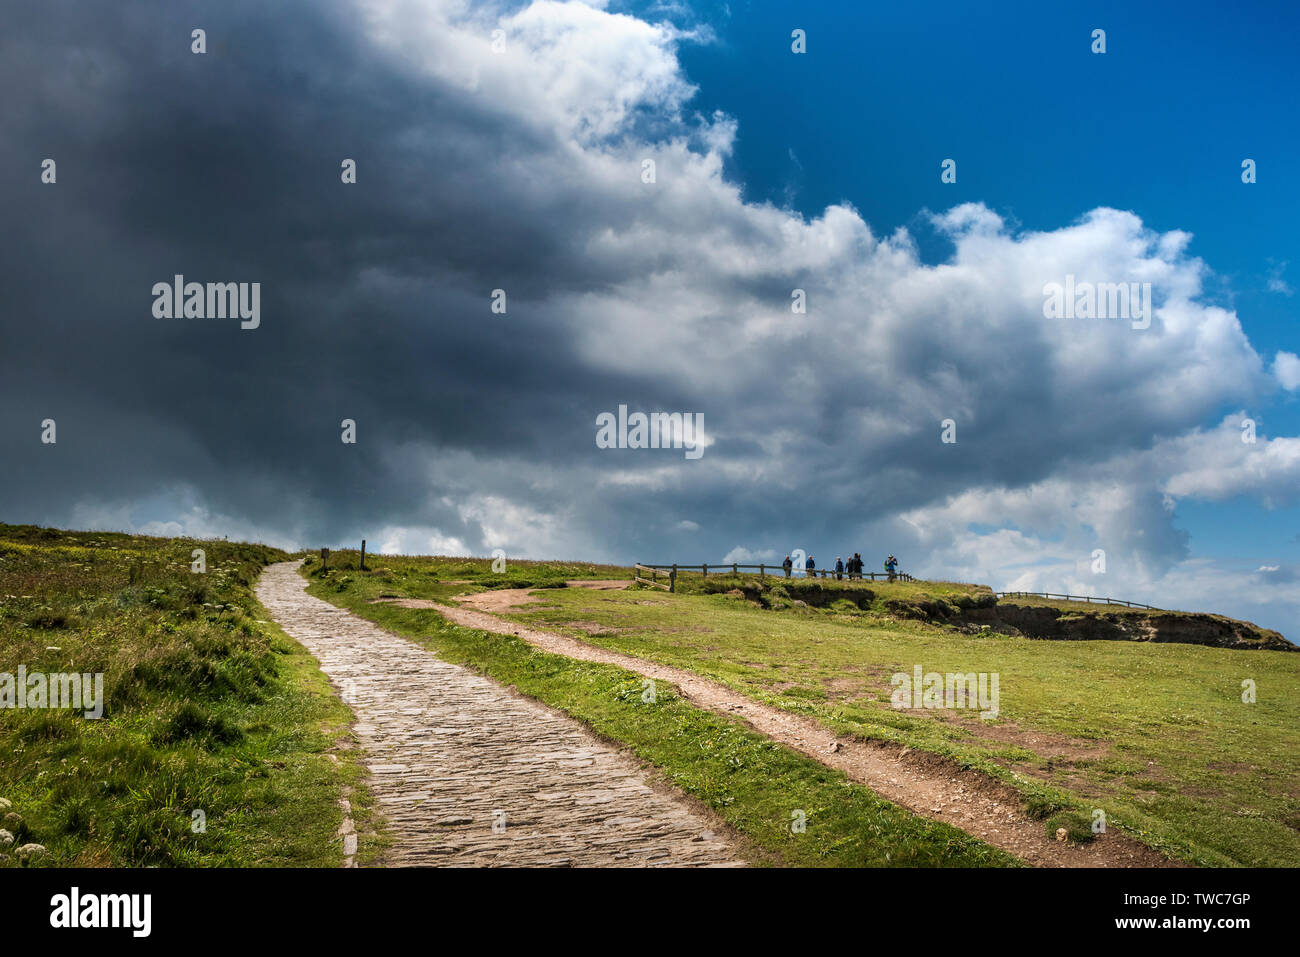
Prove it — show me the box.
[635,562,913,592]
[633,564,672,590]
[995,591,1160,610]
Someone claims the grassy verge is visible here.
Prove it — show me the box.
[302,562,1018,868]
[0,525,377,867]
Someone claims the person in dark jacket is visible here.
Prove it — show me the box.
[885,554,898,582]
[782,555,793,578]
[805,555,816,578]
[835,557,844,581]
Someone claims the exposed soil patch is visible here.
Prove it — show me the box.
[938,713,1111,764]
[455,589,547,613]
[1207,761,1256,774]
[566,620,627,635]
[455,580,631,614]
[823,676,867,701]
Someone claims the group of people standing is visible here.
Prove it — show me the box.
[780,553,901,581]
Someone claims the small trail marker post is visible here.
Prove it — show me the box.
[360,539,367,571]
[321,547,329,570]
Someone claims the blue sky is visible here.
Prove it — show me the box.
[666,1,1300,348]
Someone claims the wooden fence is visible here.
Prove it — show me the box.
[995,591,1160,610]
[635,562,913,593]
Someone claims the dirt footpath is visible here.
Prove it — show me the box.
[434,582,1179,869]
[257,563,743,867]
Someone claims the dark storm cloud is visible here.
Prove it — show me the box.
[0,0,671,543]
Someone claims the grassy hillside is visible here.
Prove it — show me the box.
[307,549,631,594]
[302,556,1016,867]
[0,524,375,867]
[309,557,1300,867]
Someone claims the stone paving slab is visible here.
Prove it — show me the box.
[256,561,743,868]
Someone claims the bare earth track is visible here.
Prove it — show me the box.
[256,562,742,867]
[432,582,1180,868]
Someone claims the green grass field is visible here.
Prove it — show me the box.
[308,556,1300,867]
[0,525,377,867]
[8,527,1294,869]
[302,556,1017,867]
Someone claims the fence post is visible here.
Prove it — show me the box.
[670,564,677,593]
[360,539,367,571]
